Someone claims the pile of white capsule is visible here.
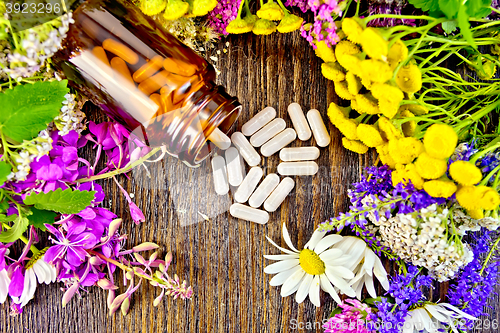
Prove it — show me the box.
[209,103,330,224]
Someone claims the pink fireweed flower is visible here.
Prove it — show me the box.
[323,299,376,333]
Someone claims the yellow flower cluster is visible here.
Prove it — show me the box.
[139,0,217,20]
[321,18,425,156]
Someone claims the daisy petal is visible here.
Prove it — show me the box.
[266,236,297,255]
[281,269,306,297]
[32,263,48,284]
[323,255,353,266]
[308,275,321,307]
[313,235,343,254]
[304,229,325,250]
[270,266,302,286]
[351,278,363,300]
[295,274,314,303]
[424,304,450,324]
[319,274,341,304]
[439,303,477,320]
[327,265,354,280]
[364,273,377,298]
[264,254,299,261]
[361,248,376,276]
[264,259,300,274]
[282,224,299,253]
[0,270,10,304]
[318,249,343,261]
[325,267,356,297]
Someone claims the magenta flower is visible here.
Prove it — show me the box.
[323,299,376,333]
[44,225,98,268]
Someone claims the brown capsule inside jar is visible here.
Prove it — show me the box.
[53,0,241,167]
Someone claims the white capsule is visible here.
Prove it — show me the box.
[230,203,269,224]
[211,155,229,195]
[249,173,280,208]
[208,128,231,150]
[307,109,331,147]
[224,147,244,186]
[231,132,261,166]
[250,118,286,147]
[260,128,297,157]
[241,107,276,136]
[264,177,295,212]
[280,147,320,161]
[234,167,263,203]
[277,161,319,176]
[288,103,312,141]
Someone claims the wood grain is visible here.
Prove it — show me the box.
[1,30,499,333]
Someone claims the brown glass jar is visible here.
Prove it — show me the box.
[54,0,241,167]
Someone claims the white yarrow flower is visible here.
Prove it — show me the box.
[264,224,356,307]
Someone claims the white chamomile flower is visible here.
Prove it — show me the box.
[264,224,356,307]
[402,303,476,333]
[13,253,57,307]
[333,236,389,299]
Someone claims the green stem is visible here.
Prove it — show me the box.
[1,222,39,255]
[479,236,500,275]
[78,147,162,182]
[479,164,500,186]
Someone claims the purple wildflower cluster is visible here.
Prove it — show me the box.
[374,266,433,333]
[300,0,342,47]
[285,0,311,13]
[447,230,500,328]
[366,1,415,27]
[323,299,376,333]
[207,0,242,35]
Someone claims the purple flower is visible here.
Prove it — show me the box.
[285,0,310,12]
[300,0,341,47]
[44,224,98,268]
[367,2,416,27]
[207,0,241,35]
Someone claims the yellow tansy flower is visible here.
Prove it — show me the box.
[341,17,364,44]
[449,160,482,186]
[457,186,500,211]
[360,60,392,83]
[376,143,397,168]
[467,209,484,219]
[387,39,408,70]
[399,109,417,137]
[256,2,284,20]
[335,118,359,140]
[361,77,372,89]
[140,0,167,15]
[478,186,500,210]
[391,163,424,189]
[190,0,218,16]
[163,0,189,20]
[351,99,359,111]
[346,72,362,95]
[335,41,360,68]
[388,137,423,164]
[415,152,447,180]
[378,116,402,141]
[321,62,345,82]
[334,80,356,100]
[277,14,304,33]
[379,100,400,119]
[226,18,254,34]
[360,27,389,61]
[315,41,336,63]
[252,18,277,35]
[423,123,458,159]
[342,137,369,154]
[356,124,385,147]
[371,83,404,104]
[396,63,422,93]
[423,178,457,198]
[341,54,363,76]
[355,94,380,114]
[327,102,349,124]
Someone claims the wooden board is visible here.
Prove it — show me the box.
[1,31,498,333]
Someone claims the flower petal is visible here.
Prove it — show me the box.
[308,275,321,307]
[266,236,297,255]
[318,248,343,261]
[324,267,356,297]
[0,270,10,304]
[361,248,376,276]
[281,269,306,297]
[263,254,299,261]
[364,273,377,298]
[295,274,314,304]
[264,259,299,274]
[323,255,353,266]
[32,262,48,284]
[424,304,450,324]
[282,224,299,253]
[327,265,354,280]
[319,274,341,304]
[313,235,343,254]
[304,229,325,250]
[270,266,301,286]
[439,303,477,320]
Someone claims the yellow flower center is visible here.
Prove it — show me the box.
[299,249,325,276]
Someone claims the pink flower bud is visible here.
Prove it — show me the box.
[121,296,131,316]
[153,291,164,307]
[129,202,145,224]
[107,219,122,237]
[97,278,119,290]
[132,242,159,252]
[133,253,147,265]
[107,290,115,309]
[62,282,79,307]
[109,293,128,315]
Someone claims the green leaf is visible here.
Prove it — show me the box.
[26,208,57,231]
[438,0,459,18]
[0,215,29,242]
[0,80,69,143]
[23,188,96,214]
[457,3,477,49]
[408,0,441,13]
[363,297,383,305]
[467,0,492,17]
[0,214,16,222]
[442,20,458,34]
[0,161,11,186]
[329,307,342,318]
